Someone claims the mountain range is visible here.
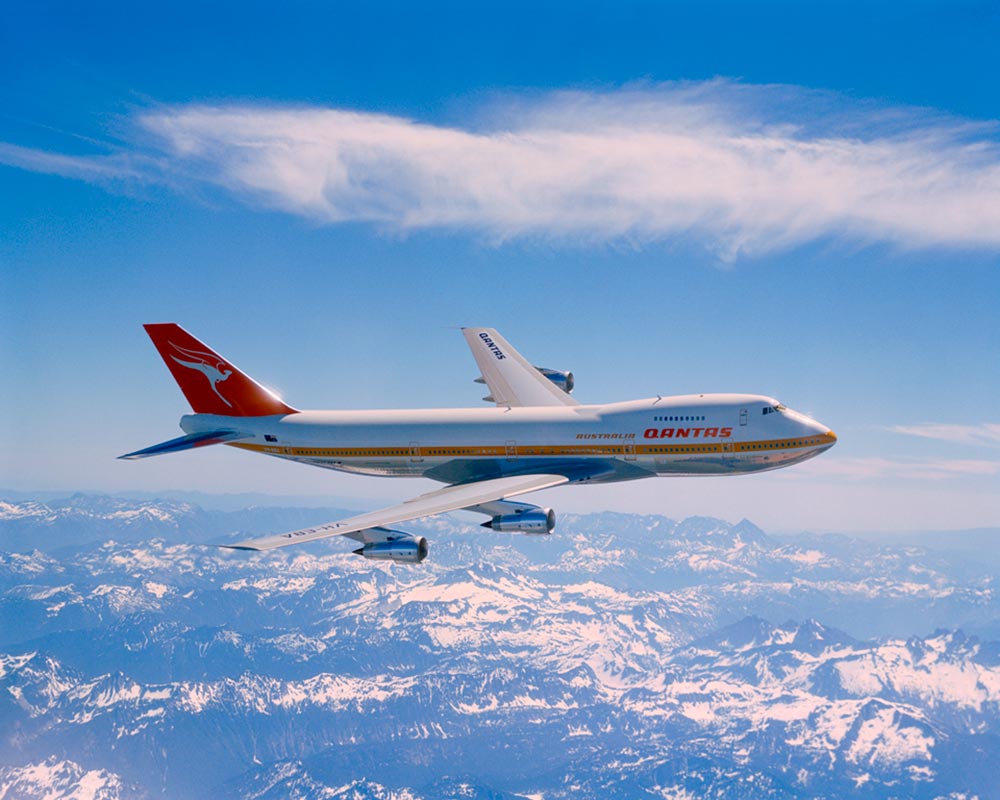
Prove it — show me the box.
[1,494,998,799]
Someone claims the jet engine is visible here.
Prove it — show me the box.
[481,508,556,534]
[353,537,429,563]
[535,367,574,395]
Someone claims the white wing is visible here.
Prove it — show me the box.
[223,473,569,551]
[462,327,579,408]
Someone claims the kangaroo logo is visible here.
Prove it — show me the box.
[169,342,233,408]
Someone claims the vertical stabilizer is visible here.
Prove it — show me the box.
[143,323,297,416]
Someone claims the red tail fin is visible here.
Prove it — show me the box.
[143,324,297,416]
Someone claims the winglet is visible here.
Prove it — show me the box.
[143,324,297,416]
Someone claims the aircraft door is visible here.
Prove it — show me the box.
[505,440,517,461]
[739,408,748,426]
[409,442,423,462]
[623,442,636,461]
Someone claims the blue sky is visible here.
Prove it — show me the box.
[2,1,998,532]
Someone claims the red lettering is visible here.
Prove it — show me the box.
[676,428,690,437]
[644,428,659,439]
[660,428,674,438]
[705,427,719,437]
[691,428,704,437]
[720,427,732,438]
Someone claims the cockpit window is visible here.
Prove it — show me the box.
[762,404,787,415]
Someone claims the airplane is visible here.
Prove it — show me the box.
[121,324,837,562]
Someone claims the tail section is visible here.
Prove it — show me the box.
[143,323,297,416]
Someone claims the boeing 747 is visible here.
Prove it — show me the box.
[121,324,836,562]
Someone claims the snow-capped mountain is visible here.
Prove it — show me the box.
[0,758,134,800]
[1,494,998,799]
[0,494,351,552]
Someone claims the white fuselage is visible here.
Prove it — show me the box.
[181,393,836,487]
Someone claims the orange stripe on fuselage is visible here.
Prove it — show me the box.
[228,432,836,459]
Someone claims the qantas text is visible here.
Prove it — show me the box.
[478,332,506,360]
[643,427,732,439]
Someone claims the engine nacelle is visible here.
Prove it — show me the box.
[353,537,428,563]
[535,367,574,394]
[482,508,555,535]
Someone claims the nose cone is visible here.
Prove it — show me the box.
[809,420,837,448]
[797,412,837,448]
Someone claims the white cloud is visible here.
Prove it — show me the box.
[0,142,150,183]
[890,423,1000,447]
[5,81,1000,258]
[791,456,1000,481]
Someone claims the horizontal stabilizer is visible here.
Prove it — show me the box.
[118,430,249,460]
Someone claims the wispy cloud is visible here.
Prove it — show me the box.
[4,81,1000,258]
[890,423,1000,447]
[0,142,152,183]
[794,456,1000,481]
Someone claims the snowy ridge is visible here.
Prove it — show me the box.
[0,757,132,800]
[1,496,999,798]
